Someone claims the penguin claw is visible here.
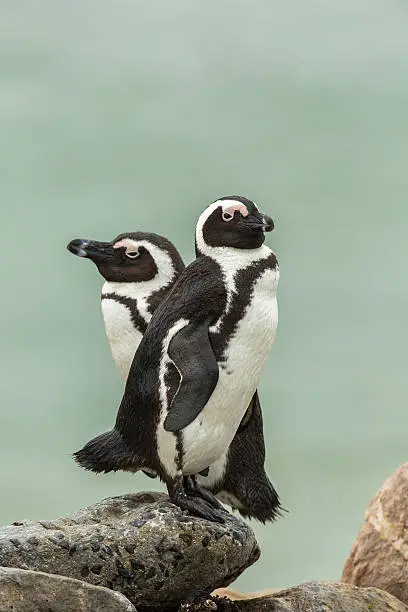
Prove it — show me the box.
[173,494,225,523]
[185,497,225,523]
[192,484,227,512]
[185,476,228,512]
[206,506,227,523]
[169,477,226,523]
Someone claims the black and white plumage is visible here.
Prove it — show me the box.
[73,196,280,522]
[68,229,281,522]
[67,232,185,380]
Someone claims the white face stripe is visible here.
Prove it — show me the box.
[195,199,269,265]
[101,239,177,320]
[110,239,173,276]
[217,198,258,212]
[196,199,258,239]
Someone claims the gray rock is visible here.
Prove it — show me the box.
[0,566,136,611]
[201,581,408,611]
[0,492,259,611]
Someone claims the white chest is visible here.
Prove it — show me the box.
[221,267,279,374]
[181,266,279,474]
[101,298,145,380]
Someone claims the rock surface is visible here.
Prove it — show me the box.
[0,492,259,611]
[212,587,282,600]
[0,566,136,611]
[196,581,408,611]
[342,463,408,605]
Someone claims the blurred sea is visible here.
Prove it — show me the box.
[1,0,408,591]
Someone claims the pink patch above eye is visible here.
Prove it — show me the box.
[113,239,131,249]
[222,203,249,218]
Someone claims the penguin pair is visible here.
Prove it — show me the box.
[68,196,281,523]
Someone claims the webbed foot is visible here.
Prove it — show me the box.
[186,476,228,513]
[168,477,225,523]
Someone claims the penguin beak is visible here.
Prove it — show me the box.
[67,239,115,262]
[261,214,274,232]
[243,213,274,232]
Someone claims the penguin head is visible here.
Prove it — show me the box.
[196,195,274,253]
[67,232,184,283]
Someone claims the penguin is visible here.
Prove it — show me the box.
[67,232,185,380]
[68,230,281,522]
[74,196,280,522]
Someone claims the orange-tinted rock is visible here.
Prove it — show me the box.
[190,582,408,611]
[212,587,282,600]
[342,463,408,604]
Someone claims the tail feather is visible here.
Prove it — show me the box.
[239,474,285,523]
[217,471,285,523]
[73,429,137,474]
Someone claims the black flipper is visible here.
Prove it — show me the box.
[73,429,137,474]
[163,321,219,432]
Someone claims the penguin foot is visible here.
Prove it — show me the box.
[168,478,225,523]
[177,492,225,523]
[187,476,228,512]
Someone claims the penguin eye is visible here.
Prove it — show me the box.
[222,211,234,222]
[125,250,139,259]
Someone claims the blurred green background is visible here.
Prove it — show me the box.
[1,0,408,592]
